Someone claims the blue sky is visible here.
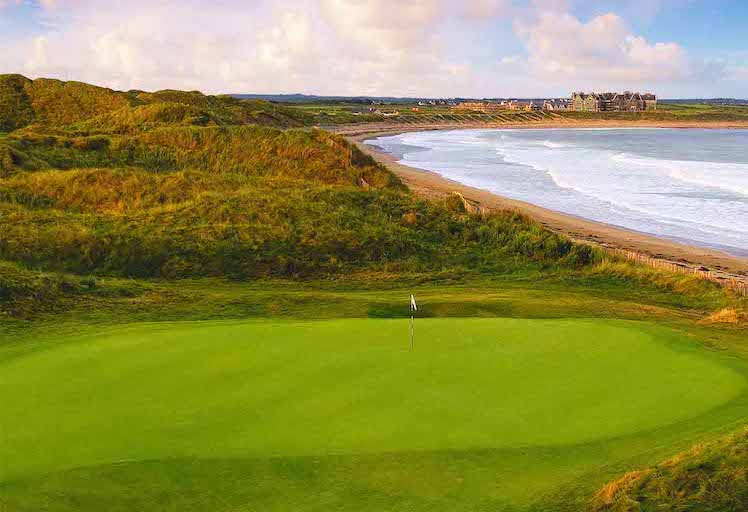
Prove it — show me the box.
[1,0,746,97]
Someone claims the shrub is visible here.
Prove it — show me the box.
[0,144,14,176]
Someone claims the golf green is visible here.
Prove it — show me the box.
[1,318,747,511]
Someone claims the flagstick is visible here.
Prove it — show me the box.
[409,294,417,352]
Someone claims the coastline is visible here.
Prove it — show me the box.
[332,118,748,138]
[346,122,748,276]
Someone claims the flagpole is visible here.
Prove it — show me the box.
[409,294,417,352]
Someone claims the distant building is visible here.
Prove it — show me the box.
[452,101,507,113]
[543,99,569,111]
[571,91,657,112]
[642,93,657,111]
[504,101,539,111]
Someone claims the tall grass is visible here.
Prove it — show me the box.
[591,427,748,511]
[0,74,314,134]
[1,75,743,318]
[0,122,594,279]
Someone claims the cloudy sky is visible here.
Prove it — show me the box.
[1,0,747,98]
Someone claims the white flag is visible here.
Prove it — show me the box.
[410,294,418,312]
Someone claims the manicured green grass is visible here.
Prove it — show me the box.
[2,317,747,511]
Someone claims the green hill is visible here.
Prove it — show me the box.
[0,74,313,133]
[0,122,592,279]
[0,74,134,130]
[0,76,741,316]
[0,75,597,282]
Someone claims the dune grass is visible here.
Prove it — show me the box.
[0,122,602,280]
[591,427,748,511]
[0,74,313,134]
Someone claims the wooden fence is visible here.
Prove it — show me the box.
[605,247,748,297]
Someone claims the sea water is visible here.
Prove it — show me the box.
[367,128,748,256]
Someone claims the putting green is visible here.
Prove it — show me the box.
[1,318,746,511]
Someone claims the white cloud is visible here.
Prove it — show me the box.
[515,10,689,90]
[0,0,739,98]
[321,0,442,51]
[25,36,49,72]
[462,0,511,19]
[0,1,446,94]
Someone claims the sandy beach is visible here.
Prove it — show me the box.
[346,122,748,276]
[333,119,748,137]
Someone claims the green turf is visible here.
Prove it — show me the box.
[1,318,747,511]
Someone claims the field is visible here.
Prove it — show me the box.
[2,279,748,512]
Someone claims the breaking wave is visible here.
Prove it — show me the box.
[367,128,748,255]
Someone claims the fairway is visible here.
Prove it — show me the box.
[2,318,747,511]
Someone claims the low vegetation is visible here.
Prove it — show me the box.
[558,104,748,123]
[0,121,598,281]
[591,428,748,512]
[1,76,745,320]
[0,74,313,133]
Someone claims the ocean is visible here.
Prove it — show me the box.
[367,128,748,256]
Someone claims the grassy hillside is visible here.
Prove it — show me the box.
[0,77,744,316]
[0,107,601,281]
[0,74,313,133]
[592,427,748,511]
[0,77,743,329]
[0,74,135,130]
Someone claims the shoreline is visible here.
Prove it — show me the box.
[331,118,748,138]
[346,123,748,276]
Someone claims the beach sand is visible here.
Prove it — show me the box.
[346,122,748,276]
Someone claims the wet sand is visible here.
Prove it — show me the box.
[346,122,748,276]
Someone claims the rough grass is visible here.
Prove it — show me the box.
[0,123,601,279]
[591,428,748,512]
[0,74,313,134]
[706,308,748,324]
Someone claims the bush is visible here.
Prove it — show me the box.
[0,144,14,176]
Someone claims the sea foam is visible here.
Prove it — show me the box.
[368,128,748,256]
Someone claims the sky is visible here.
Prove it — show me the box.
[1,0,747,98]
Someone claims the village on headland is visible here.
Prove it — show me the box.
[453,91,657,113]
[260,89,748,130]
[347,91,657,117]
